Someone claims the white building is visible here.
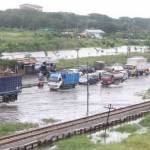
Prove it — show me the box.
[83,29,105,39]
[20,4,43,12]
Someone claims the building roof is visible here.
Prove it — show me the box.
[128,56,146,60]
[20,4,43,9]
[85,29,105,34]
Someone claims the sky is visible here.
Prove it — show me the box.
[0,0,150,18]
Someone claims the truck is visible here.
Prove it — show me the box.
[93,61,105,70]
[126,57,149,76]
[0,74,22,103]
[48,71,79,90]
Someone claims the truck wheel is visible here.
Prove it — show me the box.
[3,96,9,103]
[114,80,120,85]
[72,84,75,88]
[10,95,17,102]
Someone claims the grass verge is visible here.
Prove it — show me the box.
[0,122,38,137]
[42,118,59,124]
[57,135,96,150]
[139,114,150,127]
[113,124,140,133]
[57,52,150,69]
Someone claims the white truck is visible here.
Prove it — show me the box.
[126,57,149,76]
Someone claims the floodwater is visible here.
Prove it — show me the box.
[0,75,150,124]
[1,46,147,60]
[89,131,130,144]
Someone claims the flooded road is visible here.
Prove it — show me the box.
[0,76,150,124]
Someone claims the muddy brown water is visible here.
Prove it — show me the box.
[0,75,149,124]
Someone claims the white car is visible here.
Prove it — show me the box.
[95,70,107,79]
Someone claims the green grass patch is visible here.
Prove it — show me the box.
[113,124,140,133]
[57,52,150,69]
[0,30,126,52]
[0,122,38,137]
[139,114,150,127]
[57,135,96,150]
[0,29,146,53]
[42,118,59,124]
[57,54,127,69]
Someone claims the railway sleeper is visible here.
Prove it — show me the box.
[89,127,94,133]
[114,119,122,125]
[95,125,100,131]
[75,130,81,135]
[102,123,106,128]
[98,124,104,130]
[110,120,117,126]
[23,141,39,150]
[50,136,57,142]
[79,128,85,134]
[82,128,89,133]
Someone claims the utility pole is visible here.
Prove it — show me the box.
[104,104,115,136]
[76,22,80,69]
[127,19,134,57]
[86,62,89,116]
[127,31,130,58]
[76,48,79,69]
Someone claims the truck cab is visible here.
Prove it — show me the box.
[48,73,63,90]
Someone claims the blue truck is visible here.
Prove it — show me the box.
[48,71,79,90]
[0,74,22,103]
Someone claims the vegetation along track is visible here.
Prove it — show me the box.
[1,101,150,149]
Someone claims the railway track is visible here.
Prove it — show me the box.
[1,100,150,150]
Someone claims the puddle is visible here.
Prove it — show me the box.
[88,130,130,144]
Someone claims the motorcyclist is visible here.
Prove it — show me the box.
[40,62,48,76]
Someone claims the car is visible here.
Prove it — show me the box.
[95,70,107,80]
[79,73,99,85]
[101,71,125,86]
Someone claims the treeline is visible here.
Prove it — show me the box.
[0,9,150,35]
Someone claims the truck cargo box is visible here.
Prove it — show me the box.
[127,57,148,70]
[61,72,79,85]
[0,75,22,95]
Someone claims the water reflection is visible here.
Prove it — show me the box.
[0,75,150,123]
[0,104,19,122]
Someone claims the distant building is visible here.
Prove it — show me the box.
[61,32,74,38]
[20,4,43,12]
[80,29,105,39]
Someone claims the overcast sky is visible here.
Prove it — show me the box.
[1,0,150,18]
